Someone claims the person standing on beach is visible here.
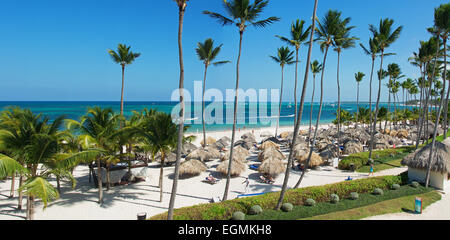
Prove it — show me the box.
[369,164,374,176]
[242,177,250,193]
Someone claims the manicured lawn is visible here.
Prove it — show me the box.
[358,159,403,173]
[245,185,432,220]
[304,190,441,220]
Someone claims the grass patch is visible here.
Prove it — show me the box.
[304,190,441,220]
[245,184,432,220]
[358,159,403,173]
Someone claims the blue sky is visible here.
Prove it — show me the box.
[0,0,446,102]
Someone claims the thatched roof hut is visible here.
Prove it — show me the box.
[297,152,324,167]
[402,142,450,174]
[280,131,291,139]
[186,147,220,162]
[200,136,217,146]
[216,159,246,177]
[241,133,257,143]
[220,146,249,162]
[258,157,286,177]
[319,144,340,160]
[257,148,286,162]
[179,159,207,177]
[343,140,363,155]
[259,141,279,151]
[155,152,177,165]
[182,142,197,155]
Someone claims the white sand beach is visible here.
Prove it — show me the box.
[0,124,428,220]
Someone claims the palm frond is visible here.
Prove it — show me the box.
[18,177,59,209]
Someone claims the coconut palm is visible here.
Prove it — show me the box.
[276,19,311,124]
[139,112,177,202]
[354,72,365,127]
[333,14,357,142]
[195,38,230,148]
[203,0,280,201]
[168,0,189,221]
[107,44,141,116]
[425,3,449,188]
[275,0,318,210]
[292,9,343,190]
[270,46,295,137]
[308,60,323,142]
[367,18,402,163]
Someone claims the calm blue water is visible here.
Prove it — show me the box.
[0,101,407,133]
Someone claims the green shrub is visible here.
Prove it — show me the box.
[248,205,263,215]
[373,188,384,195]
[305,198,316,206]
[330,194,340,204]
[231,211,245,220]
[281,203,293,212]
[411,181,420,188]
[349,192,359,200]
[391,184,400,190]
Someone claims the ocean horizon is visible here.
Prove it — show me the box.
[0,101,411,133]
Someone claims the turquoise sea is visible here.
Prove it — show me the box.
[0,101,410,133]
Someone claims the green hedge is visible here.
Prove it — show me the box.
[338,146,415,171]
[149,174,406,220]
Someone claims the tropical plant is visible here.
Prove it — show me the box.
[203,0,280,201]
[308,60,323,142]
[107,44,141,117]
[270,46,295,137]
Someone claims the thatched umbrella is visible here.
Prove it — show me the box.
[374,139,390,150]
[179,159,208,177]
[234,140,253,150]
[185,149,209,162]
[258,148,286,162]
[343,140,363,155]
[319,144,340,160]
[397,129,409,139]
[402,142,450,174]
[297,152,323,167]
[258,157,286,177]
[200,136,217,146]
[220,146,249,162]
[216,159,246,177]
[443,137,450,147]
[280,131,291,139]
[204,146,221,159]
[259,141,279,151]
[155,152,177,165]
[241,132,256,143]
[182,142,197,155]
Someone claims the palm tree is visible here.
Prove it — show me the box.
[195,38,230,148]
[276,19,311,124]
[308,60,323,142]
[425,3,449,188]
[275,2,318,210]
[140,112,177,202]
[367,18,403,163]
[168,0,189,221]
[270,46,295,137]
[333,14,357,143]
[292,9,342,190]
[354,72,365,127]
[107,44,141,116]
[203,0,280,201]
[386,63,403,130]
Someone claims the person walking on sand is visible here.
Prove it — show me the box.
[369,164,374,176]
[242,177,250,193]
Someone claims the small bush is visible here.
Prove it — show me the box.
[349,192,359,200]
[281,203,294,212]
[411,181,420,188]
[231,211,245,220]
[391,184,400,190]
[330,194,340,204]
[248,205,263,215]
[305,198,316,206]
[373,188,384,195]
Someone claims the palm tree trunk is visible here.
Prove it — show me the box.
[369,58,375,135]
[56,176,61,193]
[443,38,448,138]
[223,30,244,202]
[356,82,359,128]
[168,2,186,220]
[120,65,125,116]
[9,174,15,198]
[368,49,385,161]
[425,40,445,188]
[294,48,299,127]
[294,45,328,189]
[17,174,23,210]
[106,164,111,191]
[275,0,318,210]
[202,64,209,148]
[385,85,391,132]
[309,74,316,142]
[160,152,165,202]
[276,65,284,137]
[415,65,426,149]
[337,51,342,151]
[96,158,103,204]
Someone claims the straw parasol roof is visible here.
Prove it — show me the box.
[155,152,177,164]
[397,129,409,139]
[280,131,291,139]
[216,159,246,177]
[259,141,279,151]
[182,142,197,155]
[402,142,450,174]
[258,148,286,162]
[343,140,363,155]
[179,159,208,177]
[319,144,340,160]
[258,157,286,177]
[241,133,257,143]
[297,152,324,167]
[205,146,221,159]
[220,146,249,162]
[200,136,217,146]
[185,147,220,162]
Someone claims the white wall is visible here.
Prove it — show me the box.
[408,167,446,190]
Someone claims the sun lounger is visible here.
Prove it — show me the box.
[202,178,219,185]
[250,164,259,171]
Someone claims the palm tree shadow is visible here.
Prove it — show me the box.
[401,207,416,214]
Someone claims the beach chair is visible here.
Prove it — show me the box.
[250,164,259,171]
[202,177,219,185]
